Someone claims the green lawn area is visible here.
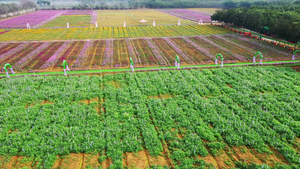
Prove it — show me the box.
[40,15,91,28]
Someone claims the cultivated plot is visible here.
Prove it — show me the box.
[188,8,219,14]
[40,15,92,28]
[0,35,296,73]
[0,25,231,41]
[96,9,194,27]
[0,66,299,168]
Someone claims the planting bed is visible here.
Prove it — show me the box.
[40,15,92,28]
[0,25,231,41]
[0,10,65,29]
[96,9,193,27]
[0,35,296,74]
[188,8,219,14]
[157,9,212,23]
[0,66,299,169]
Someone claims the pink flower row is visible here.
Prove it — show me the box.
[0,43,8,50]
[239,37,290,57]
[125,39,138,64]
[62,10,93,15]
[73,41,91,67]
[145,39,167,65]
[0,43,27,61]
[182,37,214,60]
[163,37,193,63]
[0,10,64,29]
[34,11,66,28]
[90,11,98,24]
[102,39,113,67]
[14,42,50,68]
[40,42,70,69]
[157,9,211,23]
[215,35,255,54]
[199,36,246,61]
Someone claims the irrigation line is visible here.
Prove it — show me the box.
[1,60,300,78]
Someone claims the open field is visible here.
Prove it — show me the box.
[40,15,92,28]
[0,35,296,73]
[0,25,231,41]
[158,9,212,23]
[0,66,299,168]
[95,9,194,27]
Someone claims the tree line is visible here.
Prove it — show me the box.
[0,0,35,14]
[212,2,300,44]
[76,0,289,9]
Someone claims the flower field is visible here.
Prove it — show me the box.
[0,66,299,168]
[95,9,194,27]
[158,9,212,23]
[188,8,219,14]
[1,8,300,169]
[0,25,231,41]
[0,10,64,29]
[0,35,296,73]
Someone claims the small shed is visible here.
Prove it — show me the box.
[140,19,147,26]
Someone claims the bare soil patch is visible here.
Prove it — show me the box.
[60,153,83,169]
[214,150,235,168]
[101,158,112,169]
[233,146,262,165]
[51,155,61,169]
[14,156,34,168]
[0,156,18,169]
[82,153,100,169]
[197,154,218,168]
[251,149,285,166]
[125,151,149,169]
[149,155,169,167]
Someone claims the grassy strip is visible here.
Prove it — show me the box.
[1,60,300,78]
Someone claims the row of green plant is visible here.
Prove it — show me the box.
[0,66,299,168]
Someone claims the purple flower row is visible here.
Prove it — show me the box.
[0,43,27,61]
[62,10,93,15]
[73,41,91,67]
[162,37,193,63]
[182,37,214,60]
[199,36,246,61]
[238,37,290,57]
[0,10,64,29]
[215,35,256,54]
[90,11,98,24]
[101,39,113,67]
[125,38,139,64]
[34,11,66,28]
[0,42,8,49]
[0,30,9,35]
[145,39,167,65]
[14,42,50,68]
[158,9,211,23]
[40,42,70,69]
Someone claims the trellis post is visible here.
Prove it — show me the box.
[3,63,14,78]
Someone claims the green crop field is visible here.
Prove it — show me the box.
[0,6,300,169]
[40,15,92,28]
[1,66,299,168]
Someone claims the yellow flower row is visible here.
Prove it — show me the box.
[0,25,232,42]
